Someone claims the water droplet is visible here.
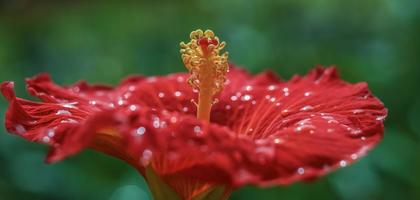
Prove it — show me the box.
[42,136,50,143]
[89,100,97,105]
[352,109,364,114]
[61,119,78,124]
[15,124,26,134]
[268,85,276,91]
[169,116,178,124]
[230,96,238,101]
[225,105,231,110]
[275,102,281,106]
[174,91,181,97]
[351,154,358,160]
[62,102,78,108]
[194,126,202,135]
[339,160,347,167]
[269,97,276,102]
[351,129,362,135]
[376,115,386,121]
[251,100,257,105]
[297,167,305,175]
[158,92,165,98]
[47,129,55,137]
[136,127,146,136]
[56,110,71,116]
[129,104,138,111]
[123,92,132,99]
[245,85,253,91]
[241,94,252,101]
[182,107,189,112]
[300,105,314,111]
[304,92,312,97]
[147,77,157,82]
[72,86,80,93]
[255,146,274,157]
[274,138,283,144]
[153,118,160,128]
[140,149,153,166]
[117,99,124,106]
[128,85,136,91]
[176,76,184,82]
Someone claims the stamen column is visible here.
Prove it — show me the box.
[180,29,229,122]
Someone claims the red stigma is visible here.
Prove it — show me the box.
[197,38,219,52]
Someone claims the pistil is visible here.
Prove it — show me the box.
[180,29,229,122]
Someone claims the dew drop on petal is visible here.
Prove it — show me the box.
[339,160,347,167]
[297,167,305,175]
[376,115,386,121]
[153,118,160,128]
[225,105,231,110]
[47,129,55,137]
[61,119,78,124]
[128,85,136,92]
[129,104,138,111]
[62,102,78,108]
[42,136,50,143]
[147,77,157,82]
[300,105,314,111]
[170,116,178,123]
[245,85,253,91]
[136,127,146,136]
[174,91,181,97]
[351,129,362,135]
[230,96,238,101]
[158,92,165,98]
[56,110,72,116]
[351,153,358,160]
[140,149,153,166]
[304,92,312,97]
[117,99,124,106]
[15,124,26,134]
[176,76,184,83]
[193,125,202,135]
[182,107,189,112]
[268,85,276,91]
[241,94,252,101]
[352,109,364,114]
[274,138,283,144]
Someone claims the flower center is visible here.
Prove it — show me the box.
[180,29,229,122]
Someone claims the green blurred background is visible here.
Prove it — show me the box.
[0,0,419,199]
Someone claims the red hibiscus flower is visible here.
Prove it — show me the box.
[1,29,387,200]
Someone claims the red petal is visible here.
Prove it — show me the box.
[209,66,387,186]
[1,66,387,191]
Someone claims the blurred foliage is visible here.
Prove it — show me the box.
[0,0,419,199]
